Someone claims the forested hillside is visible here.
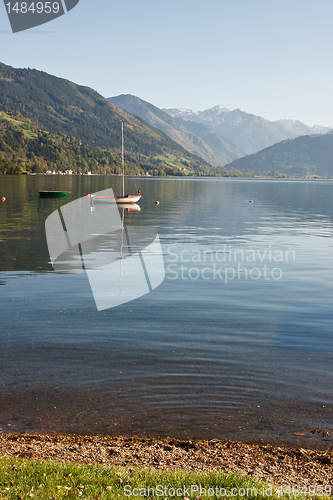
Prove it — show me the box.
[0,111,218,176]
[0,62,214,176]
[224,134,333,177]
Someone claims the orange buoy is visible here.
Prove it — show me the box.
[155,201,160,205]
[250,200,254,203]
[1,197,5,202]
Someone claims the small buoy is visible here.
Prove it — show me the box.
[87,193,90,197]
[1,197,5,202]
[155,201,160,205]
[250,200,254,203]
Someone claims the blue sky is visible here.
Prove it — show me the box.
[1,0,332,126]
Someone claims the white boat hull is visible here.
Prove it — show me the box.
[89,194,141,204]
[115,195,141,204]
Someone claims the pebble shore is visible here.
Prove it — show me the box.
[0,434,332,490]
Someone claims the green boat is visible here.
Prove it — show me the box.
[39,191,71,198]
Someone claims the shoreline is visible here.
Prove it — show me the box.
[0,433,332,489]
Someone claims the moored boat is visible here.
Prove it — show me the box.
[116,121,141,204]
[39,191,70,198]
[89,194,141,204]
[88,122,141,205]
[88,194,141,205]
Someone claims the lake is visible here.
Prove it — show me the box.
[0,175,332,449]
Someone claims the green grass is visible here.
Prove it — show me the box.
[154,154,191,173]
[21,129,38,140]
[154,154,179,167]
[0,111,37,140]
[0,111,25,126]
[0,456,331,500]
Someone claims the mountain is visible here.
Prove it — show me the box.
[276,119,329,135]
[224,134,333,177]
[108,94,244,166]
[164,106,331,155]
[0,62,214,176]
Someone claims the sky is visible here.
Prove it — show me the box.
[1,0,332,127]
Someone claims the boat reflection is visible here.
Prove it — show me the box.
[90,201,141,213]
[45,188,163,311]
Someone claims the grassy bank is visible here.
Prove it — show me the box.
[0,456,331,500]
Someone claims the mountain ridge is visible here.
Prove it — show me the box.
[108,94,244,166]
[1,62,331,178]
[164,106,331,155]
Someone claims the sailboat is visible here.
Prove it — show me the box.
[89,121,141,205]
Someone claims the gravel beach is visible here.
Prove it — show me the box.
[0,434,332,490]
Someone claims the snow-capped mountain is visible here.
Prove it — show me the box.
[164,106,331,155]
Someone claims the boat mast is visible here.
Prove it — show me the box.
[121,121,125,198]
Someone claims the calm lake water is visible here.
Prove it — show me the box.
[0,175,332,449]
